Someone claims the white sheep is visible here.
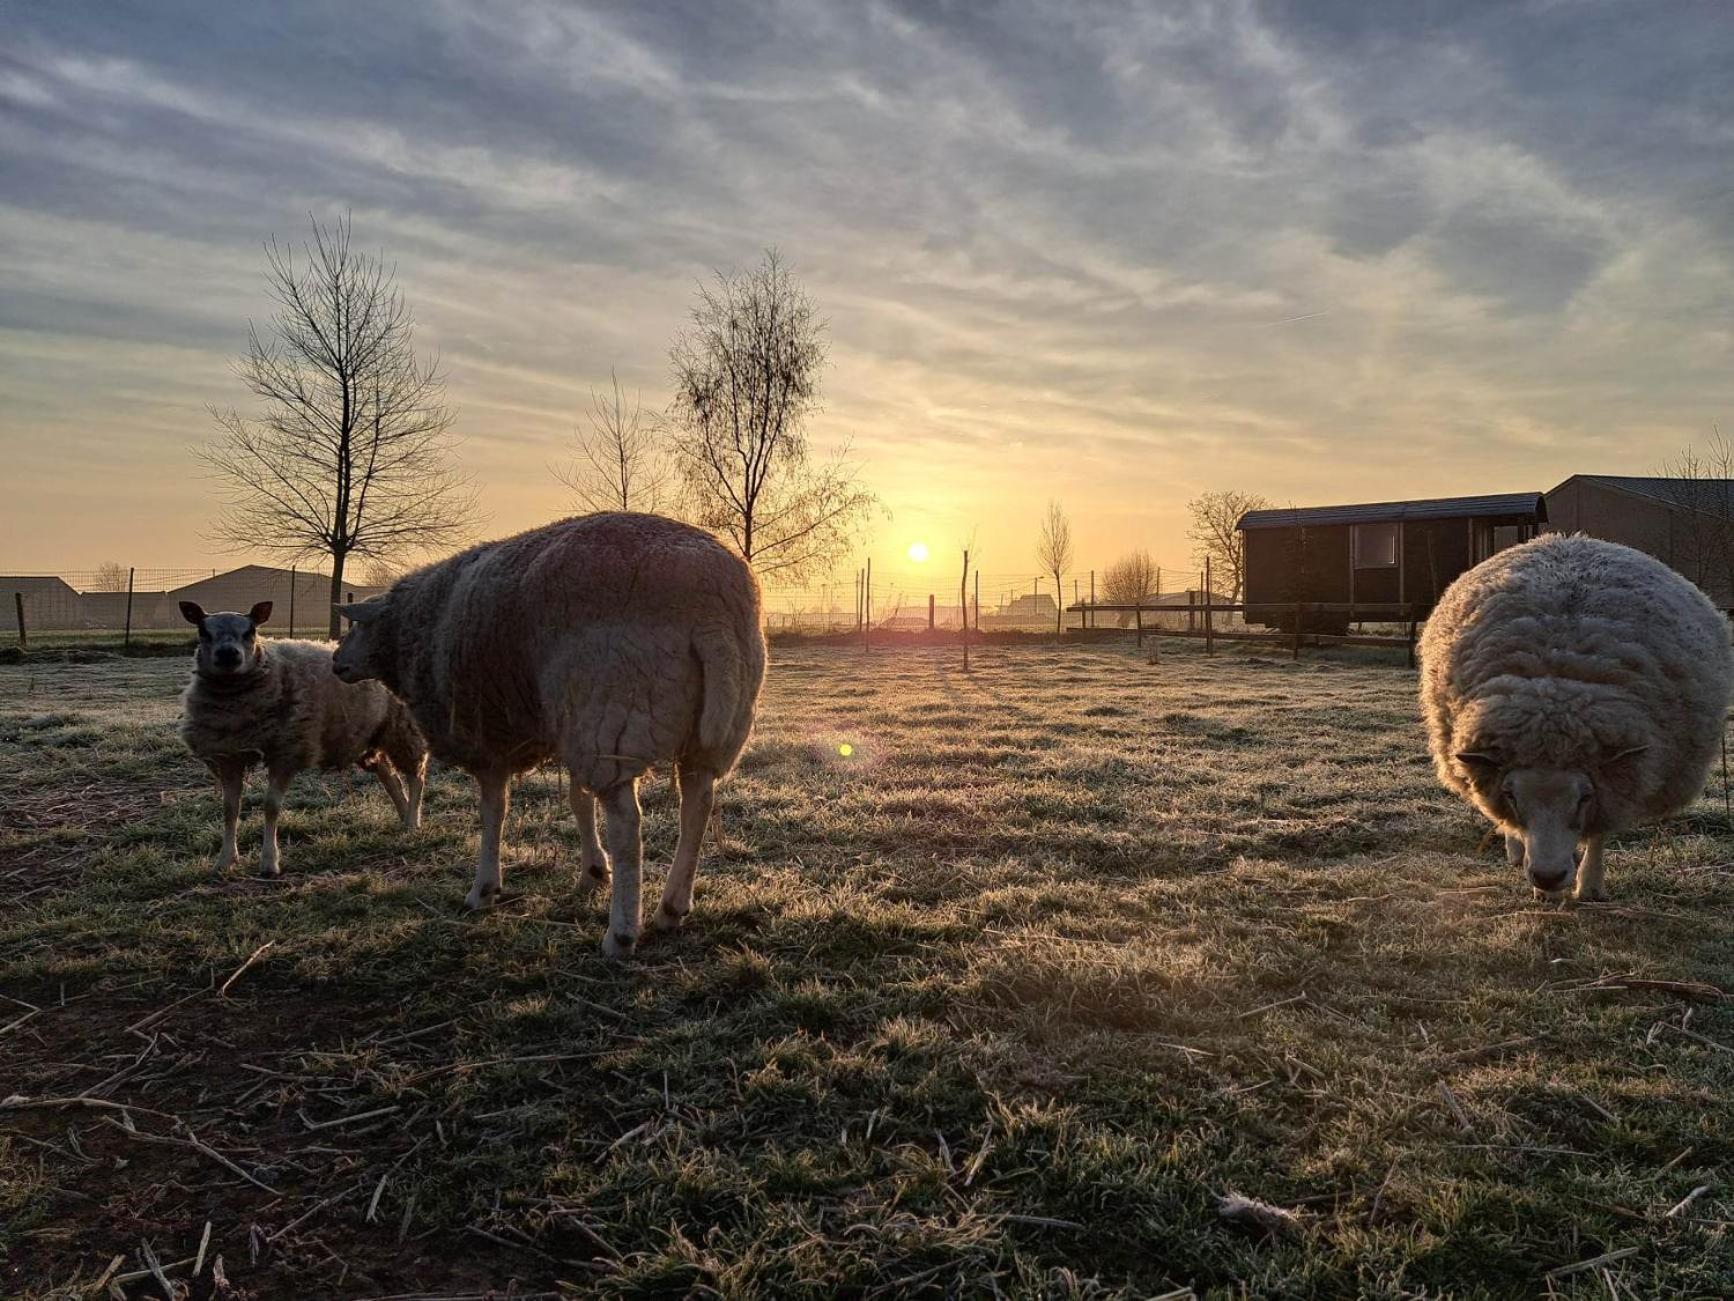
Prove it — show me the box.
[331,513,766,958]
[1419,533,1733,899]
[178,601,429,877]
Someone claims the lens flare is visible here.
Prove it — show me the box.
[838,742,855,757]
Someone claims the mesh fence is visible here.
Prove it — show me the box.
[3,558,1229,639]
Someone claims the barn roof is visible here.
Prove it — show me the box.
[1238,492,1547,531]
[1565,474,1734,513]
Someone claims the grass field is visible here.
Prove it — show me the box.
[2,641,1732,1299]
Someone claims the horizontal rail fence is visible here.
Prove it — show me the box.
[1067,598,1426,664]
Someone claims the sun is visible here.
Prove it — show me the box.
[907,541,930,563]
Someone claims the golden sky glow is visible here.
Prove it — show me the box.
[2,4,1730,592]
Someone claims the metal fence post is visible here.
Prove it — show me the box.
[123,567,135,652]
[13,591,25,650]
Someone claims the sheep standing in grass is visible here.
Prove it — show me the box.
[1419,534,1733,899]
[179,601,428,877]
[331,513,766,958]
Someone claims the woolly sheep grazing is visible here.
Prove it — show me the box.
[178,600,429,878]
[1419,534,1734,899]
[331,513,766,958]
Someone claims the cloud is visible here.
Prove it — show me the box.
[0,0,1730,577]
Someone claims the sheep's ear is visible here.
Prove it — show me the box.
[1602,744,1648,769]
[1454,750,1502,772]
[248,601,272,627]
[335,598,384,625]
[178,601,206,627]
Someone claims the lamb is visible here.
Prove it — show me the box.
[331,512,766,958]
[178,600,429,878]
[1419,533,1733,899]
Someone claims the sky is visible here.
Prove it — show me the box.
[2,0,1732,598]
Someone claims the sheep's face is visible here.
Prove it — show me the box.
[181,601,270,681]
[1496,767,1594,896]
[332,596,391,684]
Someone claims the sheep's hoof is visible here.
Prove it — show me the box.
[464,882,498,911]
[653,903,689,932]
[1574,886,1607,903]
[211,855,235,875]
[601,929,638,960]
[577,864,610,896]
[258,862,281,880]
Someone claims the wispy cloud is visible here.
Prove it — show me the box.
[1,0,1730,572]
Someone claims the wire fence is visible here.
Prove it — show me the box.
[2,556,1234,644]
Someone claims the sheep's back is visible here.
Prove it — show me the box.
[1420,533,1733,813]
[390,514,763,778]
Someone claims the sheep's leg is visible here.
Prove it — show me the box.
[655,765,715,932]
[570,784,609,896]
[370,759,412,827]
[213,763,244,874]
[464,773,510,910]
[403,762,425,831]
[599,780,643,960]
[1504,832,1525,867]
[259,768,294,879]
[1575,834,1607,901]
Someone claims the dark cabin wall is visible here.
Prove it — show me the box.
[1243,524,1351,607]
[1401,519,1471,606]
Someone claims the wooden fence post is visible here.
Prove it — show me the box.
[960,550,970,672]
[13,591,25,650]
[864,557,872,652]
[1292,601,1304,660]
[928,593,935,632]
[1089,569,1095,629]
[123,567,135,653]
[1407,611,1418,670]
[1204,556,1214,655]
[973,569,980,635]
[289,564,297,638]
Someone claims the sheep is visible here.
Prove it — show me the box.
[178,600,429,878]
[1419,533,1733,899]
[331,512,766,958]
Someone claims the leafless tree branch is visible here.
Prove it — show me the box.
[198,214,477,635]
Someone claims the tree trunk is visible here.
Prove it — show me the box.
[327,552,348,640]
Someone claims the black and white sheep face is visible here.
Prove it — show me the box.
[181,601,270,680]
[331,596,390,684]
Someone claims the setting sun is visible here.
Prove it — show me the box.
[907,542,929,563]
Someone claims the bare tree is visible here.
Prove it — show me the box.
[201,214,475,637]
[555,369,671,514]
[1657,429,1734,604]
[1187,490,1270,602]
[667,250,878,578]
[1035,500,1073,633]
[1102,549,1158,627]
[89,562,129,593]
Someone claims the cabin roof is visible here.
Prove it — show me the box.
[1238,492,1547,531]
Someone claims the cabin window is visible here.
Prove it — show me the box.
[1473,522,1534,562]
[1353,522,1399,568]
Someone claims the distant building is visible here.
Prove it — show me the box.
[1546,475,1734,606]
[1238,492,1548,632]
[1,576,82,631]
[167,566,386,636]
[980,592,1060,628]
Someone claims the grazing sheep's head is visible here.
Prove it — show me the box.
[332,595,392,685]
[1455,745,1646,896]
[181,601,271,681]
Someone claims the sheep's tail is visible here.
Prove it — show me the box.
[693,626,745,755]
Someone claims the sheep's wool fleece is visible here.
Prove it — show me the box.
[1419,533,1734,830]
[369,512,765,788]
[181,639,419,772]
